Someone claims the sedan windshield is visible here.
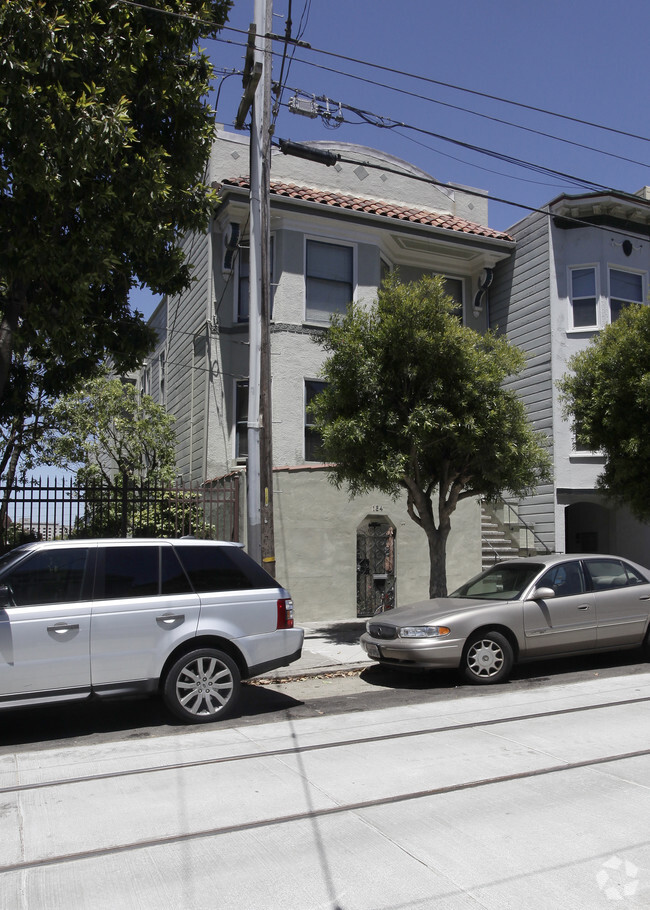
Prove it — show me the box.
[451,562,544,601]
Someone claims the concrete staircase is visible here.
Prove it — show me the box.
[481,506,518,568]
[481,501,538,569]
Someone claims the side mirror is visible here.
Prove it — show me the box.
[0,584,12,608]
[529,586,556,601]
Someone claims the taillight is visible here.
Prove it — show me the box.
[277,597,294,629]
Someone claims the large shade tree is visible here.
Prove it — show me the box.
[0,0,232,418]
[559,303,650,520]
[309,274,551,598]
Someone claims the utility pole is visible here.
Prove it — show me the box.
[258,0,276,576]
[240,0,274,569]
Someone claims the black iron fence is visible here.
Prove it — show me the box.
[0,474,241,551]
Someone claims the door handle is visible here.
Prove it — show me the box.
[156,613,184,627]
[639,596,650,601]
[47,623,80,633]
[578,605,590,610]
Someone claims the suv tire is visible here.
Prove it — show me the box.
[163,647,241,723]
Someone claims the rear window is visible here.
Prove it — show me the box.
[585,558,648,591]
[176,545,276,593]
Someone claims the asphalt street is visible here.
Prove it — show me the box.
[1,646,649,909]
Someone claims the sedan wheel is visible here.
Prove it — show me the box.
[163,648,241,723]
[462,631,513,685]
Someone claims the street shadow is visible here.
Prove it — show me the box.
[0,683,304,748]
[360,663,458,690]
[360,647,648,692]
[509,647,649,684]
[305,621,367,646]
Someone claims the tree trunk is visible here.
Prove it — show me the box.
[425,520,451,598]
[0,439,22,544]
[0,283,25,406]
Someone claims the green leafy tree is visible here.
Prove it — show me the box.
[38,373,177,486]
[559,303,650,519]
[35,372,192,537]
[0,0,232,415]
[310,274,551,598]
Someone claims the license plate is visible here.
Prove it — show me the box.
[366,643,380,659]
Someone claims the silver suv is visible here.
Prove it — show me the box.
[0,538,303,723]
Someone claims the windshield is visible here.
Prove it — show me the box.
[451,562,544,601]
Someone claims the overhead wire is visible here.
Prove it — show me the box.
[274,94,614,194]
[116,1,650,150]
[278,59,650,172]
[114,2,650,203]
[272,36,650,146]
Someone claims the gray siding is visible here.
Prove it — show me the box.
[491,211,556,549]
[165,230,211,481]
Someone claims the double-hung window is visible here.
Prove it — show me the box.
[443,276,464,320]
[235,380,248,459]
[610,269,643,321]
[141,365,151,397]
[306,240,353,324]
[237,240,275,323]
[305,380,327,462]
[237,246,250,322]
[158,351,166,402]
[570,267,598,328]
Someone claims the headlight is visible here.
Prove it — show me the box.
[399,626,450,638]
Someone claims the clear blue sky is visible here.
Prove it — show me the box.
[130,0,650,317]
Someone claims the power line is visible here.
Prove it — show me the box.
[116,2,650,150]
[274,138,650,243]
[279,40,650,147]
[277,95,612,194]
[278,62,650,172]
[114,3,650,196]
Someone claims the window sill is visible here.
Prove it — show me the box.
[566,326,600,336]
[569,452,605,462]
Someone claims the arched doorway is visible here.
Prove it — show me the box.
[356,516,396,616]
[565,502,610,553]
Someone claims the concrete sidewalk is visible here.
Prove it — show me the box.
[263,619,372,679]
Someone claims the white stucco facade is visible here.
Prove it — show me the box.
[143,128,513,619]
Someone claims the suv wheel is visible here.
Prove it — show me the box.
[163,648,241,723]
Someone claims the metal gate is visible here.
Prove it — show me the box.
[356,518,396,617]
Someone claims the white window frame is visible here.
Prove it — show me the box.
[568,265,599,331]
[304,236,356,326]
[608,265,646,322]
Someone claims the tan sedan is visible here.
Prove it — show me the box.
[360,554,650,684]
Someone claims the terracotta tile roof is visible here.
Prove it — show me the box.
[219,177,513,242]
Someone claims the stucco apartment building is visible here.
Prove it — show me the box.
[144,127,514,620]
[490,187,650,565]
